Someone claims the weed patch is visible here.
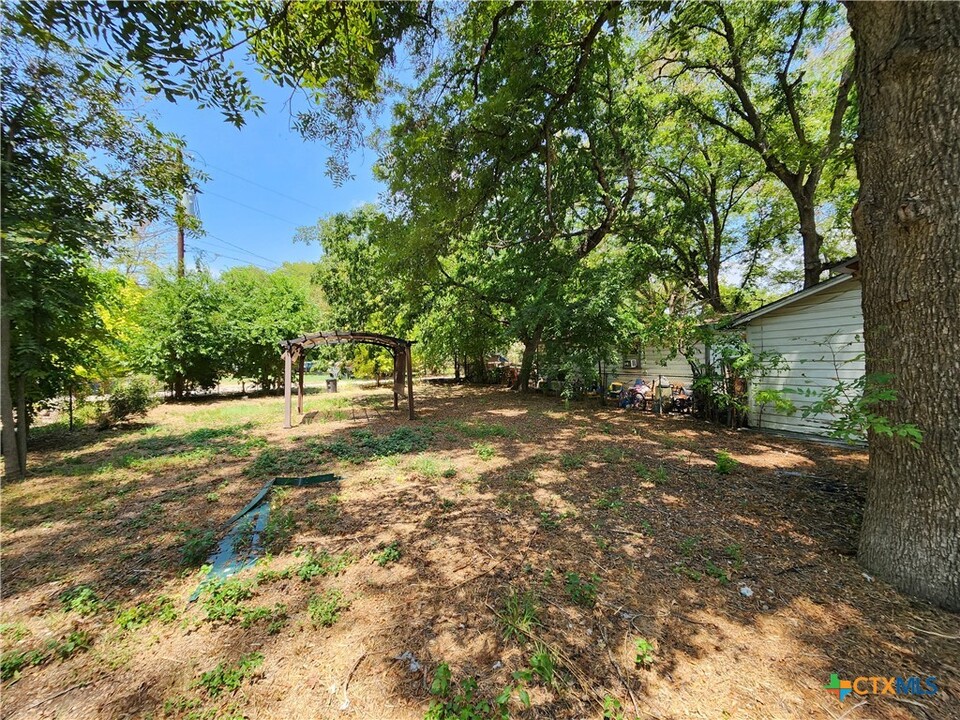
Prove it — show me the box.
[314,427,434,464]
[634,638,655,667]
[297,550,353,581]
[308,589,348,627]
[202,579,254,622]
[425,663,512,720]
[195,652,263,698]
[181,528,217,567]
[373,541,402,567]
[116,596,178,630]
[60,586,102,616]
[263,508,296,552]
[564,572,599,607]
[500,590,539,643]
[596,487,625,512]
[473,442,495,461]
[452,421,515,439]
[559,453,585,470]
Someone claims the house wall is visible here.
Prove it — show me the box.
[601,345,703,391]
[746,277,864,437]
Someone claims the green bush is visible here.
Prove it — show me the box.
[714,451,738,475]
[108,377,157,421]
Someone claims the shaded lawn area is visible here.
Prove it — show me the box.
[1,384,956,720]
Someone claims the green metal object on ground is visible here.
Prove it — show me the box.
[189,473,340,601]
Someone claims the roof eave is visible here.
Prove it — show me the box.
[729,273,855,327]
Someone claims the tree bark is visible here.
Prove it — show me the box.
[513,325,543,392]
[797,197,823,288]
[847,1,960,611]
[0,262,21,480]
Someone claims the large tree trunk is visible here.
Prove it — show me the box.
[0,263,21,480]
[797,197,823,289]
[513,325,543,393]
[705,266,724,313]
[847,1,960,611]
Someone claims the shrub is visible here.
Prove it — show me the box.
[714,451,738,475]
[99,376,158,428]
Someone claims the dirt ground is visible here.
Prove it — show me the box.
[1,383,957,720]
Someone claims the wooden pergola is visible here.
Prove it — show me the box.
[278,331,415,428]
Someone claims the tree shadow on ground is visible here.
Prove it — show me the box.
[2,384,956,720]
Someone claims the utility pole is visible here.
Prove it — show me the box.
[177,147,185,278]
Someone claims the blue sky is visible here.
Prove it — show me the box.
[149,72,386,273]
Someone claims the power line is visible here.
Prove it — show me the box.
[185,244,277,272]
[201,189,305,228]
[189,239,279,269]
[200,160,327,213]
[200,233,281,267]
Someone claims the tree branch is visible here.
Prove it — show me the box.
[472,1,524,101]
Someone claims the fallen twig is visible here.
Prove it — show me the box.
[600,625,640,718]
[442,561,501,594]
[20,681,92,712]
[907,624,960,640]
[343,651,367,704]
[610,527,645,537]
[834,700,868,720]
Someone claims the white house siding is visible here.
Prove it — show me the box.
[745,277,865,437]
[602,345,703,391]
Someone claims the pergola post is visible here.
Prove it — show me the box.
[283,350,292,429]
[393,349,399,410]
[297,352,305,415]
[407,342,415,420]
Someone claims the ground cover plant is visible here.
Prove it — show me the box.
[0,383,956,719]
